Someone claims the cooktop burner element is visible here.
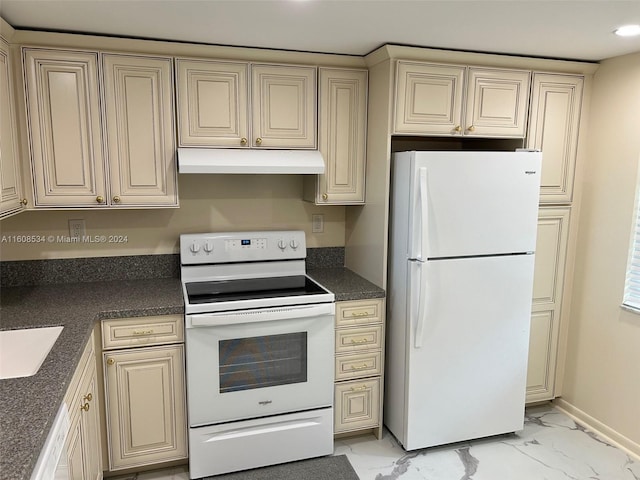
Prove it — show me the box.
[180,231,334,314]
[185,275,327,304]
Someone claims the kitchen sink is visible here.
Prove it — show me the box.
[0,326,63,379]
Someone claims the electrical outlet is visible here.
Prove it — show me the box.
[68,219,86,238]
[312,214,324,233]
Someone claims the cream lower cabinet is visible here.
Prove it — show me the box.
[394,61,530,137]
[0,38,26,217]
[23,48,177,208]
[334,298,385,439]
[101,315,187,471]
[304,67,367,204]
[64,331,102,480]
[176,59,316,149]
[526,207,571,403]
[527,73,584,203]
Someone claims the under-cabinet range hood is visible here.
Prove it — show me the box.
[177,148,325,174]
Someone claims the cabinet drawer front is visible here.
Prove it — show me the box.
[334,378,380,433]
[102,315,184,349]
[335,351,382,381]
[335,324,383,353]
[336,299,384,327]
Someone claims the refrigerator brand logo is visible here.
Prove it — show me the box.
[525,171,537,175]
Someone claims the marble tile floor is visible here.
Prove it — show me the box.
[108,405,639,480]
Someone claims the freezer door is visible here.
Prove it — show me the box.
[405,151,541,259]
[403,254,534,450]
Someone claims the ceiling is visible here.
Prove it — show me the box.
[1,1,640,62]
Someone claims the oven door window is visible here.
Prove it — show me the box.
[219,333,307,393]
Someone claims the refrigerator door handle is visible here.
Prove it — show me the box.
[412,260,427,349]
[416,167,429,261]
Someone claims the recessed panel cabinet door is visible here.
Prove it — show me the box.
[527,73,584,203]
[315,68,367,204]
[394,61,465,135]
[104,345,187,470]
[102,54,177,206]
[0,39,24,218]
[464,67,530,137]
[176,59,248,147]
[23,48,106,206]
[251,64,317,148]
[527,207,570,403]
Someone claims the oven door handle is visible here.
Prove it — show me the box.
[187,303,335,327]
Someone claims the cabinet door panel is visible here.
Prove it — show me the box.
[66,416,85,480]
[465,67,530,137]
[527,207,570,403]
[102,54,177,206]
[104,345,187,470]
[334,378,380,433]
[251,64,316,148]
[527,73,584,202]
[0,40,24,217]
[533,208,570,306]
[176,59,248,147]
[527,310,557,401]
[23,49,105,206]
[316,68,367,204]
[394,61,465,135]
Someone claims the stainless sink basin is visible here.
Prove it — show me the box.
[0,326,63,379]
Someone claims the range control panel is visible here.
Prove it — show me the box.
[180,230,307,264]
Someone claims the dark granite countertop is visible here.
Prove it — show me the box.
[0,278,184,480]
[308,267,385,301]
[0,261,383,480]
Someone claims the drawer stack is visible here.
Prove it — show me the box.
[334,298,385,438]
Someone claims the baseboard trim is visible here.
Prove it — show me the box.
[553,398,640,461]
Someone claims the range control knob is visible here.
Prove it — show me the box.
[278,239,287,251]
[190,242,201,254]
[290,239,299,250]
[203,241,214,253]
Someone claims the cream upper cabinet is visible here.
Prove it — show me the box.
[394,61,465,135]
[527,73,584,203]
[304,67,367,204]
[23,48,106,207]
[527,207,570,403]
[23,48,178,208]
[394,61,530,137]
[464,67,530,137]
[176,59,316,149]
[102,54,177,206]
[251,64,316,148]
[0,38,25,217]
[176,59,248,147]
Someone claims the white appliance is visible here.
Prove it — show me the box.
[180,231,335,479]
[30,403,69,480]
[386,150,541,451]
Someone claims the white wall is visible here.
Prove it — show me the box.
[561,52,640,451]
[0,175,346,260]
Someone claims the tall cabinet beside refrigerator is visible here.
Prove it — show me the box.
[385,150,541,451]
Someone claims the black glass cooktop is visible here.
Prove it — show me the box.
[185,275,328,304]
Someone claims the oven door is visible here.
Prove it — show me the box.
[185,303,335,427]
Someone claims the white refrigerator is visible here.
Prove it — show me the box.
[385,150,542,451]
